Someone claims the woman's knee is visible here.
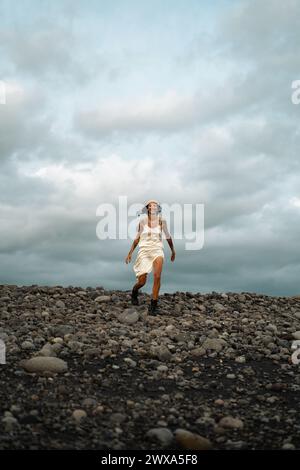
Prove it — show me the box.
[139,274,147,286]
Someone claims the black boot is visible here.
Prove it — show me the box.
[131,287,139,305]
[148,298,158,315]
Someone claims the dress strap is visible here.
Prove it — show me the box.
[159,216,162,240]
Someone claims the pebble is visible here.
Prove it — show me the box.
[152,345,173,361]
[82,398,97,407]
[2,416,19,431]
[118,308,140,324]
[157,365,168,372]
[124,358,137,367]
[219,416,244,429]
[21,357,68,374]
[2,285,300,450]
[282,443,295,450]
[226,374,236,379]
[39,343,56,357]
[95,295,111,303]
[174,428,213,450]
[146,428,174,447]
[72,409,87,422]
[235,356,246,363]
[202,338,226,352]
[21,341,35,350]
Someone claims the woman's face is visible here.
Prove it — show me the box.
[148,202,158,214]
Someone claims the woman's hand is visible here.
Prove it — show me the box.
[171,250,176,262]
[125,253,132,264]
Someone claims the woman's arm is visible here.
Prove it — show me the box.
[125,220,143,263]
[162,219,176,261]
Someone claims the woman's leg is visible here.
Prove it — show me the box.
[131,273,147,305]
[133,273,147,292]
[152,256,164,300]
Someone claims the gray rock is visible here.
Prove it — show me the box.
[175,428,213,450]
[152,345,173,361]
[226,374,236,379]
[157,365,168,372]
[282,443,295,450]
[124,357,137,367]
[95,295,111,303]
[213,303,226,311]
[21,341,35,350]
[72,409,87,422]
[235,356,246,363]
[2,415,19,432]
[118,308,139,324]
[21,356,68,374]
[202,338,227,352]
[82,398,97,407]
[266,324,278,334]
[39,343,56,357]
[110,413,127,424]
[226,440,247,450]
[146,427,174,447]
[219,416,244,429]
[53,325,73,337]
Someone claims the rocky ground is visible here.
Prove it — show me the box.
[0,284,300,450]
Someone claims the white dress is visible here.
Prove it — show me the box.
[133,218,165,279]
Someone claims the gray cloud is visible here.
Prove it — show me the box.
[1,0,300,295]
[0,17,124,86]
[0,82,50,160]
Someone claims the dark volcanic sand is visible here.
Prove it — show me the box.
[0,284,300,450]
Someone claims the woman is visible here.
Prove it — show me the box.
[125,199,176,315]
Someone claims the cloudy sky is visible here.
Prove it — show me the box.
[1,0,300,296]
